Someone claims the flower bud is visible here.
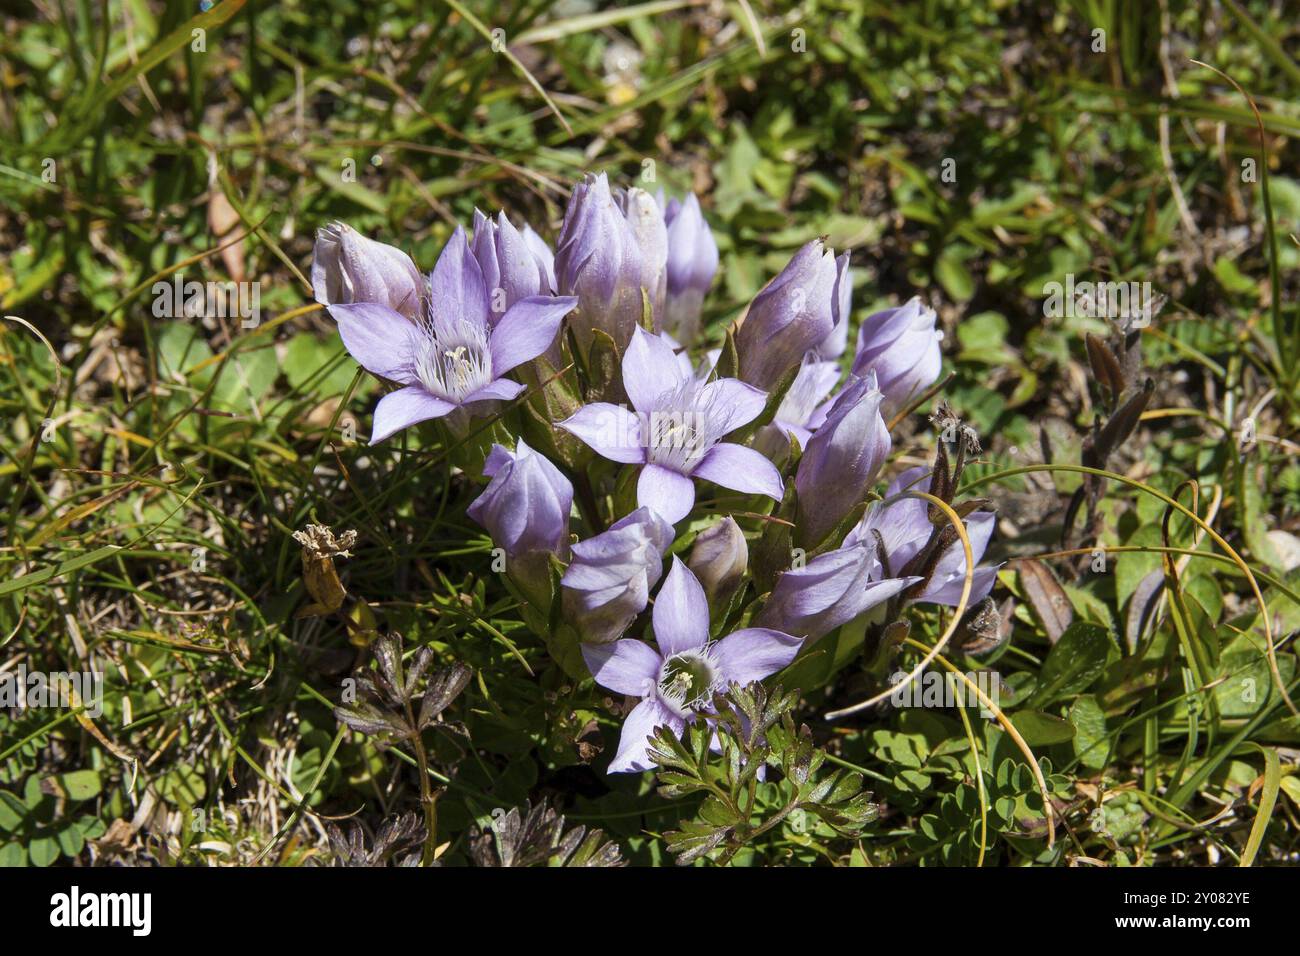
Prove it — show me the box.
[851,297,943,417]
[467,438,573,608]
[794,371,891,549]
[560,507,674,643]
[470,209,555,324]
[687,516,747,612]
[311,221,424,320]
[554,173,646,352]
[660,192,718,345]
[735,239,839,390]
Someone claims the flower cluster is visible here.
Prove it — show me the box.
[312,172,996,775]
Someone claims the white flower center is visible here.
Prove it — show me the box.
[411,316,492,402]
[641,378,729,474]
[658,646,720,715]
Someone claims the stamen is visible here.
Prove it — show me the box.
[410,315,492,402]
[658,646,720,715]
[642,379,729,474]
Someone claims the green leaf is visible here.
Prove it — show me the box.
[0,842,26,866]
[1029,622,1114,707]
[934,245,976,302]
[0,792,26,832]
[28,834,59,867]
[1009,710,1076,746]
[1069,695,1109,770]
[157,765,207,805]
[156,322,215,383]
[56,823,86,858]
[56,770,102,802]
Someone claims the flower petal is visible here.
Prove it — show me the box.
[429,225,490,330]
[558,403,644,464]
[489,295,577,376]
[637,463,696,524]
[607,698,682,774]
[885,465,933,497]
[652,556,710,656]
[712,627,802,686]
[923,564,1001,607]
[623,325,688,414]
[464,378,525,404]
[582,639,662,697]
[917,512,998,606]
[329,302,417,384]
[369,385,454,444]
[693,443,784,501]
[699,378,769,433]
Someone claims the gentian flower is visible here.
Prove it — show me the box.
[554,172,650,352]
[844,466,999,606]
[687,515,748,611]
[753,352,840,459]
[813,251,853,359]
[793,371,891,548]
[561,507,674,644]
[312,222,424,320]
[583,558,801,773]
[470,209,556,322]
[558,326,782,524]
[734,239,840,390]
[467,438,573,606]
[755,544,920,643]
[851,297,943,417]
[659,192,718,345]
[324,226,577,444]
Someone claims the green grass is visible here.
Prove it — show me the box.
[0,0,1298,867]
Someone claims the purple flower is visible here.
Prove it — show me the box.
[660,192,719,345]
[325,226,577,444]
[844,466,999,606]
[312,222,424,320]
[755,545,920,643]
[814,251,853,359]
[554,173,651,352]
[560,507,674,644]
[753,353,840,458]
[558,326,783,524]
[851,297,943,417]
[734,239,840,390]
[470,209,556,322]
[467,438,573,605]
[583,558,801,773]
[793,371,891,548]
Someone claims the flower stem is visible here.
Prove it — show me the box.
[405,700,440,866]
